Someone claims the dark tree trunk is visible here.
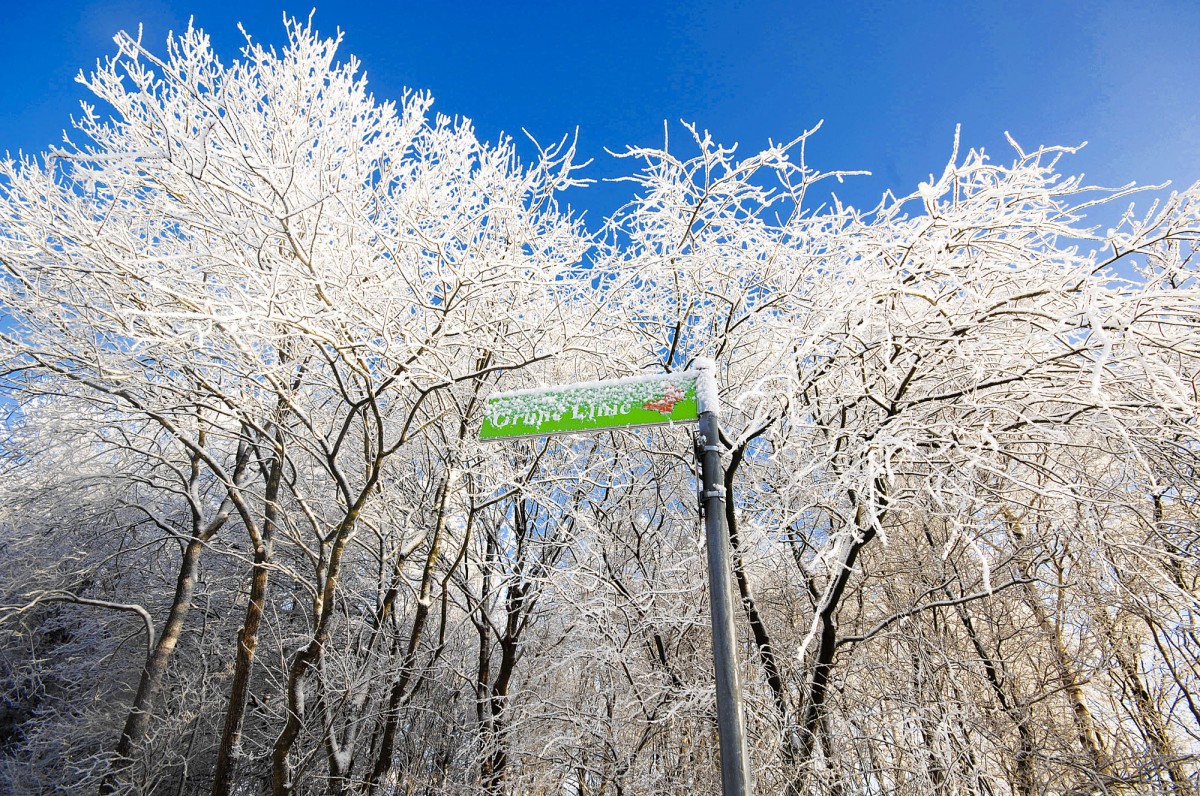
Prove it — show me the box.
[211,449,282,796]
[952,600,1036,796]
[366,476,450,796]
[792,489,881,794]
[99,534,206,795]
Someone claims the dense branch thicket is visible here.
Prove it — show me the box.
[1,19,1198,796]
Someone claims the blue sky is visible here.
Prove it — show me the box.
[1,1,1197,224]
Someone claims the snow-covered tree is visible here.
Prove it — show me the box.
[0,17,589,795]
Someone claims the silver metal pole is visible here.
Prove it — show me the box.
[695,363,752,796]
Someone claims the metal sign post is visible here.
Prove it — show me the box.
[481,361,752,796]
[695,361,753,796]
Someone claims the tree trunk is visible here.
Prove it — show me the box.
[912,650,949,796]
[210,545,272,796]
[99,534,206,795]
[723,441,810,792]
[1007,514,1110,780]
[953,599,1036,796]
[793,493,879,794]
[365,475,450,796]
[211,449,282,796]
[723,457,790,731]
[271,500,366,796]
[1104,615,1191,795]
[926,516,1037,796]
[481,580,523,796]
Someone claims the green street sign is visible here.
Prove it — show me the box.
[480,373,700,440]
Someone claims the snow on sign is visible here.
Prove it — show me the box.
[480,372,700,440]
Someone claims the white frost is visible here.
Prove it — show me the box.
[692,358,721,417]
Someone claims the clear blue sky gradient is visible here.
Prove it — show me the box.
[1,1,1197,224]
